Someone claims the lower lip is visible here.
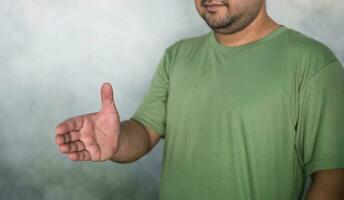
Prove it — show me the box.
[205,5,225,12]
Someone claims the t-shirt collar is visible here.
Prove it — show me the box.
[208,25,289,53]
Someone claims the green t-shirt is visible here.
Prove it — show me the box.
[130,25,344,200]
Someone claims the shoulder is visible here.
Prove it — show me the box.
[164,32,210,59]
[278,27,340,87]
[281,27,338,68]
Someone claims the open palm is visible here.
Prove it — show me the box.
[55,83,120,161]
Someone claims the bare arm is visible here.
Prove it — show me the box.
[305,169,344,200]
[111,119,161,163]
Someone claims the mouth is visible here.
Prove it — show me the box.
[204,2,225,7]
[203,1,227,13]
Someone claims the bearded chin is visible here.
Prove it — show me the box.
[203,14,234,30]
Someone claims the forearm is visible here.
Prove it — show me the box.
[110,119,152,163]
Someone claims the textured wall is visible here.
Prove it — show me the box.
[0,0,343,199]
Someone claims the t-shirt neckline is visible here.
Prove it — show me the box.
[208,25,288,53]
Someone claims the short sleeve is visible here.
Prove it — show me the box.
[130,50,171,138]
[295,60,344,176]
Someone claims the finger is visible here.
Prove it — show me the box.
[56,116,84,134]
[55,131,81,145]
[68,151,91,161]
[100,82,119,114]
[59,141,85,153]
[101,82,114,105]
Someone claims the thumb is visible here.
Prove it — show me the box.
[100,82,115,108]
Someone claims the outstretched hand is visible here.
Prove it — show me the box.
[55,82,121,161]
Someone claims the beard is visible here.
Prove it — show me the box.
[200,0,263,34]
[203,12,237,30]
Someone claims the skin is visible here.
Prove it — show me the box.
[305,169,344,200]
[55,83,161,162]
[194,0,279,46]
[55,0,344,198]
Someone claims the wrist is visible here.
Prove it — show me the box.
[110,132,124,162]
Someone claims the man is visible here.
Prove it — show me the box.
[55,0,344,199]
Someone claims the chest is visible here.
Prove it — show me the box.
[168,58,294,118]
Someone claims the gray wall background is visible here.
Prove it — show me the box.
[0,0,343,199]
